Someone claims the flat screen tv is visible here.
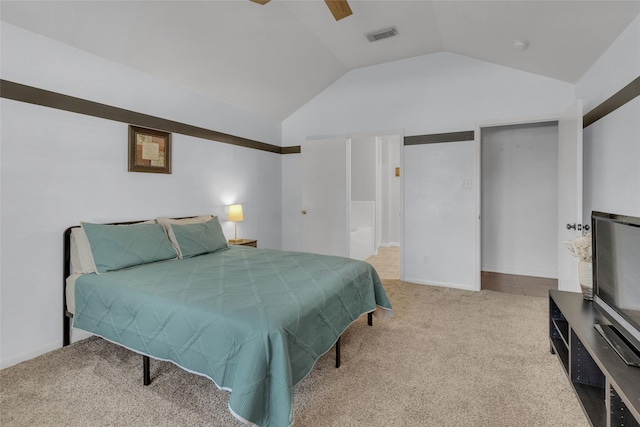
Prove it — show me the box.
[592,211,640,365]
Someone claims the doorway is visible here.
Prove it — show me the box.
[300,131,403,279]
[480,121,559,297]
[350,133,402,279]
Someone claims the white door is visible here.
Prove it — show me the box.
[558,100,584,292]
[301,138,350,257]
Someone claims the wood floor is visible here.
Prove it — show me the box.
[365,247,557,298]
[481,271,558,298]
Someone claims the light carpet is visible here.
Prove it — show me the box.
[1,280,588,426]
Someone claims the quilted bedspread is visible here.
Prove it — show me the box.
[73,246,392,426]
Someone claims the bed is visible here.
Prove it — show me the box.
[62,215,392,426]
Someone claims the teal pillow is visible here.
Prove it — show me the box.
[168,217,228,258]
[82,222,177,273]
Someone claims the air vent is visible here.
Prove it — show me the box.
[366,26,399,42]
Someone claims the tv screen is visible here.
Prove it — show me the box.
[593,211,640,348]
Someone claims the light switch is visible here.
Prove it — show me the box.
[462,179,472,189]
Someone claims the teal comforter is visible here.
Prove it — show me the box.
[73,246,392,426]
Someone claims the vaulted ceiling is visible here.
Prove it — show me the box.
[2,1,639,121]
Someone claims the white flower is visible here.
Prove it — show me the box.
[564,232,592,262]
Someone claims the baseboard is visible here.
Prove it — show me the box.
[402,276,476,292]
[1,340,61,370]
[0,329,94,370]
[481,266,557,279]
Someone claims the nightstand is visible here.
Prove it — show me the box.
[228,239,257,248]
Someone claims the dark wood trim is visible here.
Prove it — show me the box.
[583,76,640,128]
[404,130,475,146]
[280,145,301,154]
[281,147,300,154]
[0,79,301,155]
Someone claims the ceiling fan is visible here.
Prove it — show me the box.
[250,0,353,21]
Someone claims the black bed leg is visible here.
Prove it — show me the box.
[335,337,341,368]
[63,315,71,347]
[143,356,151,386]
[368,312,373,326]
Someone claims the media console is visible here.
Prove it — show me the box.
[549,290,640,427]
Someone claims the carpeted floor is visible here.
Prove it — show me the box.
[1,280,588,426]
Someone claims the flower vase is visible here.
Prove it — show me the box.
[579,260,593,301]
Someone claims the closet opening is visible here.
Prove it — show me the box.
[480,121,559,297]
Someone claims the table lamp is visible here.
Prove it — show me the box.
[228,204,244,243]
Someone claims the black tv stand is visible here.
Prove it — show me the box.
[549,290,640,427]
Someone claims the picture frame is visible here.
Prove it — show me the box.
[128,125,172,174]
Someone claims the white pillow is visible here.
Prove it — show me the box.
[157,215,214,258]
[70,228,97,274]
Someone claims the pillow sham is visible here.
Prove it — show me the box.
[167,217,228,258]
[81,222,177,273]
[70,220,157,274]
[157,214,214,258]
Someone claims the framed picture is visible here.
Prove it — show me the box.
[128,125,172,174]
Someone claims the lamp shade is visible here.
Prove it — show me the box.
[228,204,244,222]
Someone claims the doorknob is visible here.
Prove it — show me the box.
[301,210,307,215]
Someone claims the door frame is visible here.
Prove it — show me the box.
[474,114,560,291]
[557,100,584,292]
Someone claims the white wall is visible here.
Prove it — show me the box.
[380,135,401,246]
[0,23,283,368]
[403,140,477,288]
[577,15,640,219]
[481,123,559,278]
[282,52,575,290]
[350,136,376,202]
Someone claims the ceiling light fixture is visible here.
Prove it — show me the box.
[513,40,529,51]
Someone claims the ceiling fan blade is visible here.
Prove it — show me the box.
[325,0,352,21]
[250,0,271,5]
